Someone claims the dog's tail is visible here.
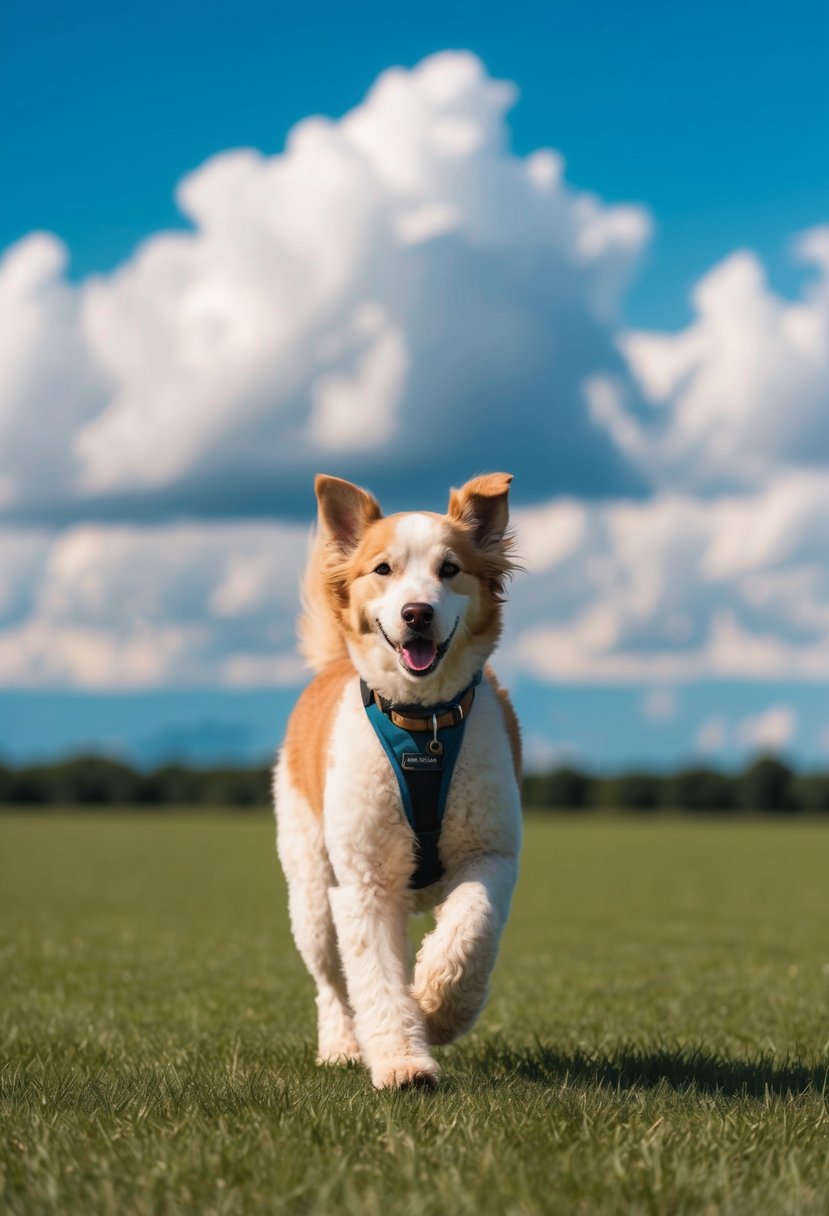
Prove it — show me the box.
[297,527,348,673]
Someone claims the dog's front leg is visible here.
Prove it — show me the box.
[412,852,518,1045]
[328,884,439,1089]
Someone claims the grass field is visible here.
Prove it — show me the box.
[2,813,828,1215]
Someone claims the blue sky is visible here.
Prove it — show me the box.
[1,0,827,770]
[2,682,828,773]
[4,0,826,323]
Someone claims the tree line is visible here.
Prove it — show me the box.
[522,757,829,813]
[1,753,828,812]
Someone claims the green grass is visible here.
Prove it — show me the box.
[2,813,828,1215]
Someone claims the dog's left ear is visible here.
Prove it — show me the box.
[447,473,513,550]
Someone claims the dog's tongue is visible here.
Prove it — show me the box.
[402,638,437,672]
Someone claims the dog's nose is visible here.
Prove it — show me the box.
[401,602,434,631]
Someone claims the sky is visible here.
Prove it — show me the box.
[1,0,828,770]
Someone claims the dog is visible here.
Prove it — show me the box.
[273,473,522,1089]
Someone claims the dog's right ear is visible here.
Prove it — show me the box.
[315,475,382,553]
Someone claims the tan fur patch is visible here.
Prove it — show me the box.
[282,657,355,816]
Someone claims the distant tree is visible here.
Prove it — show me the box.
[595,772,662,811]
[45,756,140,805]
[665,767,736,812]
[1,752,827,815]
[199,766,271,806]
[6,767,52,804]
[131,770,168,805]
[148,764,206,805]
[547,766,592,809]
[793,773,829,813]
[737,755,797,812]
[523,766,593,810]
[521,772,546,808]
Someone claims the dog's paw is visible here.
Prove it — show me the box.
[372,1057,440,1090]
[316,1039,362,1066]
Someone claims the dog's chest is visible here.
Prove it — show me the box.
[321,678,521,884]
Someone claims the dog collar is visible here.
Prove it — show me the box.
[359,670,482,733]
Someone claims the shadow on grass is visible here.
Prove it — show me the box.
[466,1039,829,1100]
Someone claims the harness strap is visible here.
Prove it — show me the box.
[361,675,479,889]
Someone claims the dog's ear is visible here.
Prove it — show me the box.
[447,473,513,550]
[315,475,382,553]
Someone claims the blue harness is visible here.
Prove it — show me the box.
[361,672,481,889]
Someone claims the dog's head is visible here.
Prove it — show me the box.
[314,473,518,703]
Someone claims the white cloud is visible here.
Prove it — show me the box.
[617,228,829,493]
[0,523,307,688]
[695,717,729,753]
[2,467,826,692]
[309,307,409,451]
[642,687,678,721]
[508,475,829,683]
[522,733,579,772]
[0,51,827,702]
[0,235,108,511]
[695,706,798,757]
[735,705,798,752]
[0,51,649,521]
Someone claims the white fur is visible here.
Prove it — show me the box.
[375,515,467,652]
[349,514,492,706]
[274,506,521,1089]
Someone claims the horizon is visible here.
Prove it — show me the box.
[1,744,825,779]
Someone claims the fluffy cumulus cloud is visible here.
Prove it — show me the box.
[612,227,829,494]
[0,52,648,523]
[0,51,827,698]
[0,236,108,514]
[502,219,829,697]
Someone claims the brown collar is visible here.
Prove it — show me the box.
[360,675,480,733]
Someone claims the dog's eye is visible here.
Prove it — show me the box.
[439,560,460,579]
[373,562,392,576]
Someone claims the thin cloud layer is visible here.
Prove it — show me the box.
[0,52,648,523]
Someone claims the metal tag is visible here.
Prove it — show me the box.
[401,752,443,772]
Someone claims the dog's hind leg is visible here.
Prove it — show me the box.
[275,767,360,1065]
[412,853,518,1045]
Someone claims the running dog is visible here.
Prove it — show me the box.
[274,473,522,1088]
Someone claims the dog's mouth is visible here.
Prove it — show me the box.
[376,618,459,678]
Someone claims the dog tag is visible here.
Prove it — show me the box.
[401,752,443,772]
